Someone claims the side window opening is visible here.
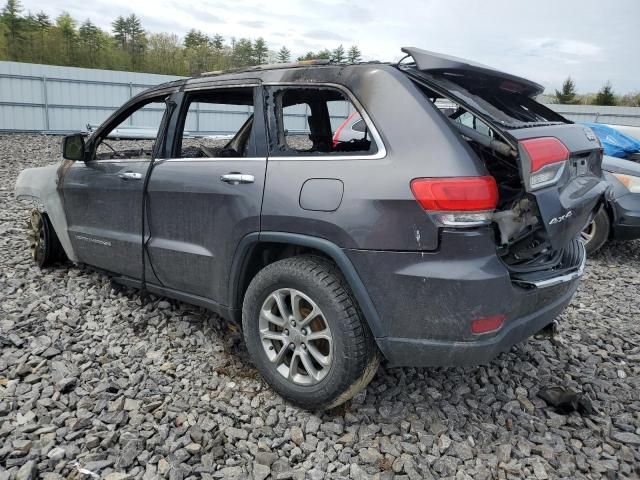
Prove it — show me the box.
[274,87,377,157]
[177,87,255,159]
[94,98,167,160]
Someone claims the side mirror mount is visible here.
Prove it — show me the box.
[62,134,86,161]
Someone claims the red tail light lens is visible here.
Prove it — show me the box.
[520,137,569,173]
[410,176,498,211]
[471,314,505,334]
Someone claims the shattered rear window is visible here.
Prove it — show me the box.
[405,68,569,129]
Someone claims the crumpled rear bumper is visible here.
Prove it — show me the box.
[346,229,582,368]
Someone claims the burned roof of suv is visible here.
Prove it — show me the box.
[145,47,543,97]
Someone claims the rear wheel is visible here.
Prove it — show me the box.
[27,210,64,268]
[242,255,379,410]
[580,208,610,255]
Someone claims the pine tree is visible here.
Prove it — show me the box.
[594,82,616,106]
[554,77,578,104]
[347,45,361,63]
[34,11,50,62]
[184,29,209,49]
[211,33,224,50]
[125,14,145,69]
[276,46,290,63]
[1,0,24,60]
[111,15,127,49]
[56,12,77,64]
[331,44,345,62]
[233,38,253,67]
[253,37,268,64]
[79,19,102,66]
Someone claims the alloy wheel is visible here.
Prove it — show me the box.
[27,210,46,264]
[258,288,333,386]
[580,221,596,244]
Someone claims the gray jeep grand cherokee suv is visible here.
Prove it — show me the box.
[16,47,608,409]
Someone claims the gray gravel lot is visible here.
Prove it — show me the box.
[1,134,639,480]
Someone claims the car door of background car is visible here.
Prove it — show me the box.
[61,93,174,280]
[145,83,267,305]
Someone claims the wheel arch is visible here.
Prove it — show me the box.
[228,232,384,338]
[15,164,78,262]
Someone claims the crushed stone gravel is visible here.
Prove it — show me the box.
[1,134,639,479]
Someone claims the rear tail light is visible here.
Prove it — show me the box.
[471,314,505,334]
[520,137,569,190]
[410,176,498,226]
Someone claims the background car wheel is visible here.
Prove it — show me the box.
[242,255,380,410]
[28,210,64,268]
[581,208,610,255]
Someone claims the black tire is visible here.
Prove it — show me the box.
[242,255,380,410]
[29,210,64,268]
[581,209,610,255]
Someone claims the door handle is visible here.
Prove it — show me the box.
[118,171,142,180]
[220,173,255,185]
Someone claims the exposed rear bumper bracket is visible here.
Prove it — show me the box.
[512,241,586,289]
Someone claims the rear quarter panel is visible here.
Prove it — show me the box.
[261,65,486,251]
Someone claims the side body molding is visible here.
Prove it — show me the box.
[14,164,78,262]
[228,231,384,339]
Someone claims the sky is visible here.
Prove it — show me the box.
[21,0,640,93]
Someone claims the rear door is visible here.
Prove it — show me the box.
[146,84,267,304]
[62,95,171,279]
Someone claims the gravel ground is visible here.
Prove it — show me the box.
[1,134,639,480]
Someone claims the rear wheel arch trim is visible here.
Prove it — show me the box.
[228,232,385,338]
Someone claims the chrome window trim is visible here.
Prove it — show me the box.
[86,157,267,164]
[162,157,267,163]
[263,82,387,161]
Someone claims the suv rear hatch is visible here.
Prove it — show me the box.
[398,47,608,285]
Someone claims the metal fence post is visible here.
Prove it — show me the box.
[129,82,134,125]
[42,75,50,131]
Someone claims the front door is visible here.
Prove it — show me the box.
[146,85,267,305]
[61,95,171,279]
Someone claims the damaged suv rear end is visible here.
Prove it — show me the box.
[16,48,608,408]
[370,48,608,366]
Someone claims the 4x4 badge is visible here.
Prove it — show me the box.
[549,210,573,225]
[583,128,597,142]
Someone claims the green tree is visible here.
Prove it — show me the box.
[233,37,253,67]
[1,0,24,60]
[593,82,617,106]
[253,37,268,64]
[78,19,103,66]
[125,14,145,69]
[184,29,209,49]
[554,77,578,104]
[111,15,127,49]
[33,11,50,61]
[146,32,184,74]
[276,45,290,63]
[211,33,224,50]
[331,44,345,62]
[619,92,640,107]
[56,12,77,64]
[298,49,332,61]
[347,45,361,63]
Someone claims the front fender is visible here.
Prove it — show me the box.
[15,164,78,262]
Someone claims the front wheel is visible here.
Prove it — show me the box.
[581,209,610,255]
[27,210,64,268]
[242,255,379,410]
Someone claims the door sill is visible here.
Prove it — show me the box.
[112,276,237,324]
